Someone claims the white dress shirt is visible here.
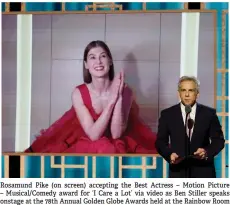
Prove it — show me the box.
[180,103,197,139]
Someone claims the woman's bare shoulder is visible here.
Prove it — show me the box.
[71,86,84,105]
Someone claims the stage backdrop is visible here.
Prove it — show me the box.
[2,12,215,149]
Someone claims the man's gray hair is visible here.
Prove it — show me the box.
[178,76,200,92]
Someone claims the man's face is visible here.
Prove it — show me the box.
[178,80,199,106]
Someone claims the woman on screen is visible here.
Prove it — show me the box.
[25,40,157,154]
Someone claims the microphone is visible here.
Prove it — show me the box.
[184,105,192,178]
[188,119,194,130]
[185,105,192,133]
[185,105,191,114]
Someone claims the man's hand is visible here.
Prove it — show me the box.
[194,148,207,160]
[170,153,183,164]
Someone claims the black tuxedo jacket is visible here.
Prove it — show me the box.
[155,103,225,178]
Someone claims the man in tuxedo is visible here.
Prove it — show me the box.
[155,76,225,178]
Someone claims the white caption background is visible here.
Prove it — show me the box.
[0,178,230,204]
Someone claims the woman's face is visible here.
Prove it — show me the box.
[84,46,111,79]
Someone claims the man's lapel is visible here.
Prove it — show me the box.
[175,103,185,137]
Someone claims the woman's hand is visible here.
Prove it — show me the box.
[110,70,133,139]
[109,72,121,105]
[118,70,125,97]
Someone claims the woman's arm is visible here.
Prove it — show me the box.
[110,85,133,139]
[72,88,117,141]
